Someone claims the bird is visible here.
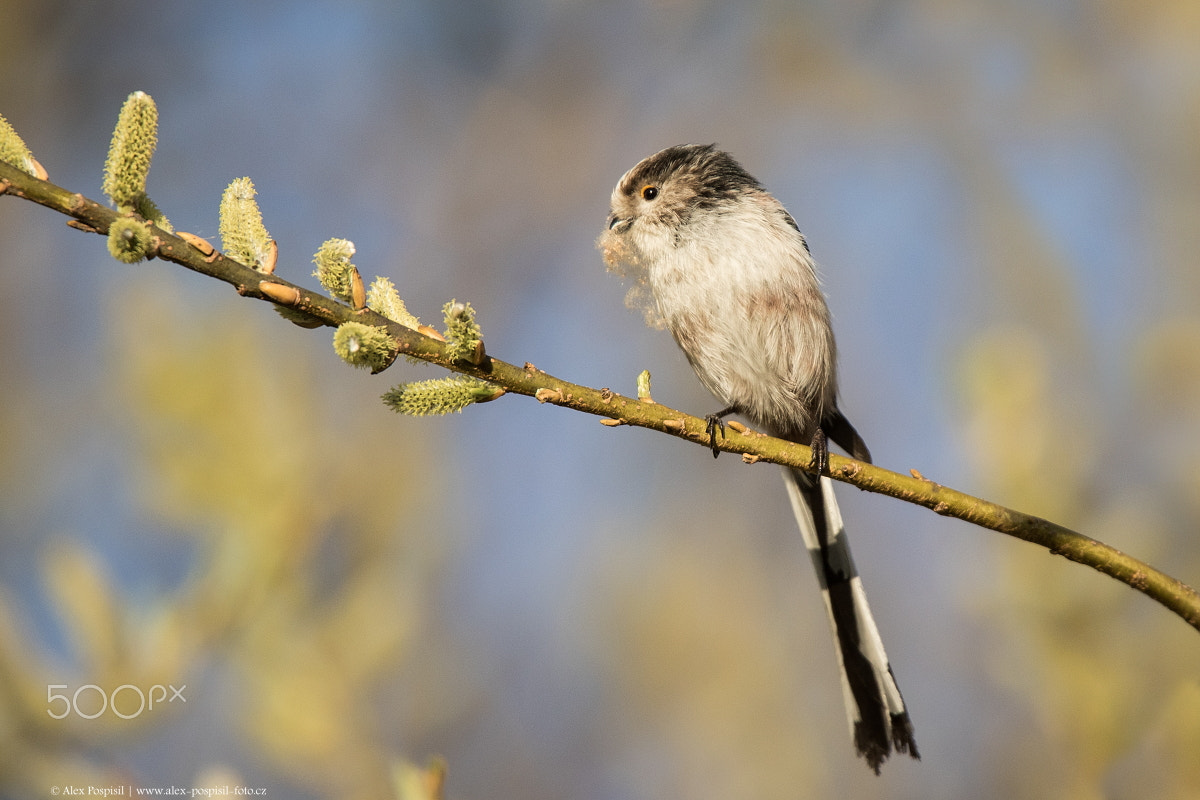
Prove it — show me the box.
[598,143,919,773]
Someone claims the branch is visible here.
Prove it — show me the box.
[3,159,1198,635]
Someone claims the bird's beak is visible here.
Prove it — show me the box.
[607,213,630,232]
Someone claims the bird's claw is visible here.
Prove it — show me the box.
[809,428,830,475]
[705,414,727,458]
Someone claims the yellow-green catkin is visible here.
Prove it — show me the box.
[368,276,420,329]
[382,376,500,416]
[135,193,172,232]
[102,91,158,209]
[107,217,153,263]
[332,322,395,371]
[312,238,357,302]
[442,300,482,362]
[219,177,273,269]
[0,113,38,176]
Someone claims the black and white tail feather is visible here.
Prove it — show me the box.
[784,466,919,773]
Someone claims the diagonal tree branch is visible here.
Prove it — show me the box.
[3,159,1198,634]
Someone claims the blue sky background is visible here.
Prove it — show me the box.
[3,2,1200,798]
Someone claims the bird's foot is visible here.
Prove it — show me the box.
[809,427,830,475]
[705,406,737,458]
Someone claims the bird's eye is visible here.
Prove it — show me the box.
[641,185,658,201]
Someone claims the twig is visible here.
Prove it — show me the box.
[2,160,1197,634]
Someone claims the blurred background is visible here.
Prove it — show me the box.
[2,1,1200,798]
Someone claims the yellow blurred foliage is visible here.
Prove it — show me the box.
[0,282,454,799]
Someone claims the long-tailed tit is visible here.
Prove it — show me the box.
[599,144,918,773]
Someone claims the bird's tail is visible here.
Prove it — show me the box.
[783,466,919,773]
